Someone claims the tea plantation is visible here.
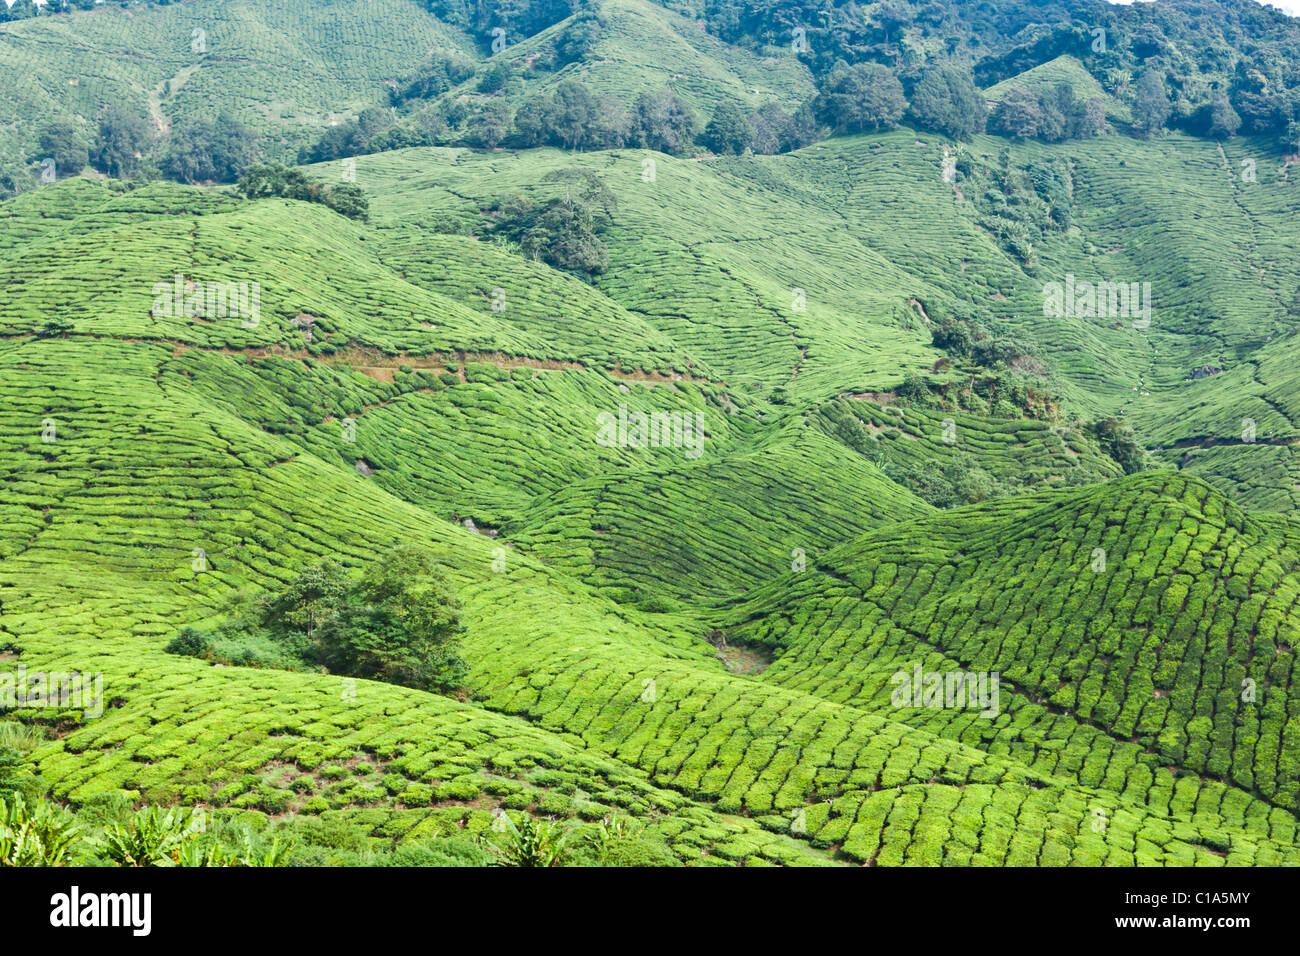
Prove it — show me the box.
[6,0,1300,869]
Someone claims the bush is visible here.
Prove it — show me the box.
[166,626,215,658]
[98,806,200,866]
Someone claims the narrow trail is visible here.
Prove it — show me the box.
[7,332,727,388]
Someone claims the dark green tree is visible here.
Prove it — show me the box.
[319,545,468,693]
[814,62,906,134]
[749,102,796,154]
[92,108,152,178]
[161,112,258,184]
[1209,93,1242,138]
[990,88,1044,139]
[37,121,89,179]
[702,100,753,154]
[1133,68,1171,134]
[908,65,985,140]
[632,88,697,154]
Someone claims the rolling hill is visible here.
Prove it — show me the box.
[4,0,1300,871]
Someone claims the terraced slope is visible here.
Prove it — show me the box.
[724,473,1300,848]
[406,0,814,123]
[6,86,1300,865]
[347,126,1300,518]
[0,0,476,170]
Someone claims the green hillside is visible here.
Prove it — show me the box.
[0,0,476,172]
[5,0,1300,873]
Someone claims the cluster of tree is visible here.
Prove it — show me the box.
[678,0,1300,150]
[808,61,987,140]
[931,314,1034,368]
[513,83,699,152]
[513,80,635,150]
[425,0,578,52]
[297,107,396,164]
[1089,416,1147,475]
[990,82,1106,142]
[37,108,259,185]
[953,152,1073,262]
[167,545,466,694]
[161,112,258,184]
[486,168,616,275]
[236,164,368,220]
[882,451,1000,508]
[91,108,153,179]
[392,53,477,104]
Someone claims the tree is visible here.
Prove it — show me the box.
[477,61,512,94]
[551,80,598,150]
[589,95,630,149]
[298,107,392,163]
[394,54,475,103]
[1209,93,1241,138]
[1286,119,1300,155]
[236,164,368,221]
[319,545,467,693]
[512,95,555,148]
[908,65,986,140]
[702,100,753,154]
[749,102,796,154]
[37,121,89,179]
[263,561,349,643]
[1091,416,1147,474]
[1133,69,1171,135]
[467,99,512,148]
[632,88,697,154]
[161,112,257,184]
[813,62,907,134]
[92,108,152,178]
[556,10,603,66]
[990,88,1044,139]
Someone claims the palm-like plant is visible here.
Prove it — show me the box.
[99,806,197,867]
[485,814,569,867]
[0,793,81,866]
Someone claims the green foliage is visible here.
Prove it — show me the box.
[485,814,570,867]
[814,61,906,135]
[98,806,201,866]
[37,120,89,179]
[908,65,985,140]
[91,107,152,178]
[320,545,468,693]
[394,53,476,104]
[1090,416,1148,475]
[631,88,698,154]
[161,112,258,184]
[702,100,753,155]
[1133,69,1172,135]
[990,83,1106,142]
[236,163,368,221]
[487,170,616,275]
[0,793,79,867]
[299,107,394,164]
[167,547,467,694]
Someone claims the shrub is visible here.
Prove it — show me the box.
[166,626,215,658]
